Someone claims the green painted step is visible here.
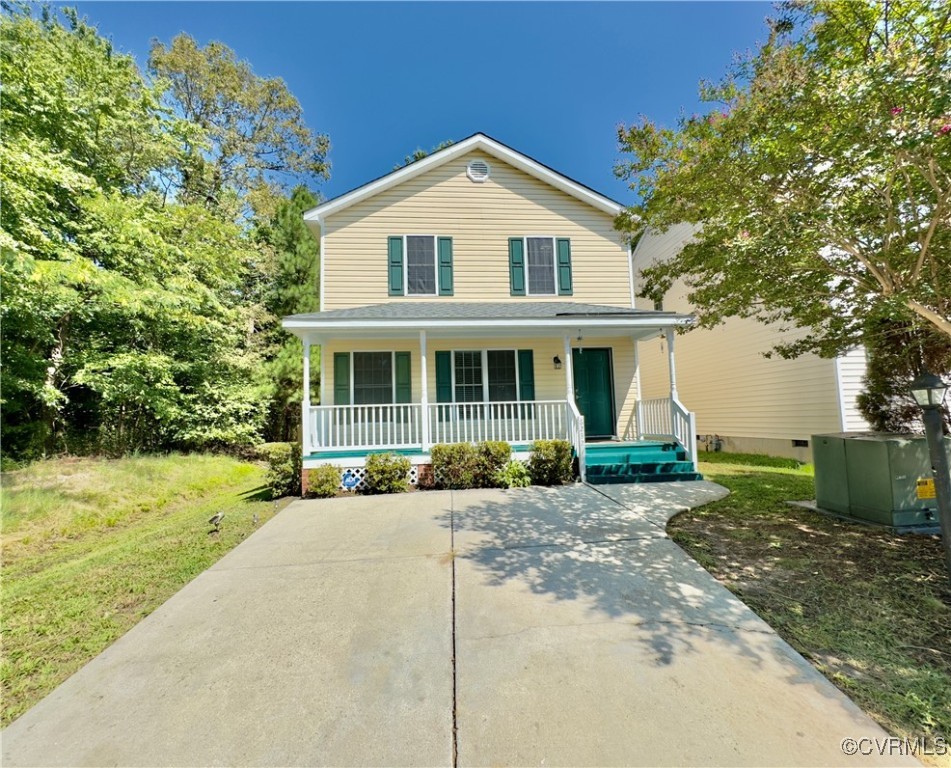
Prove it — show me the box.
[585,455,703,485]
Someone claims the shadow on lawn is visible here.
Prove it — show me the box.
[437,482,827,684]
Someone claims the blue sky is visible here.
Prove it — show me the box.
[71,1,773,205]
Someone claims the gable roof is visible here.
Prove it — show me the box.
[305,133,625,223]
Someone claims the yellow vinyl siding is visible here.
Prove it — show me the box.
[322,151,630,309]
[321,335,638,439]
[635,285,842,441]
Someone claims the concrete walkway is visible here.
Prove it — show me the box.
[3,483,916,767]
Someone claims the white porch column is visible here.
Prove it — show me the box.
[419,330,430,451]
[302,336,312,457]
[563,334,574,401]
[633,338,643,440]
[665,327,679,402]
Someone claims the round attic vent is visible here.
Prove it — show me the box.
[467,159,490,183]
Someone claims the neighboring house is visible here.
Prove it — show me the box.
[631,223,870,462]
[282,133,702,490]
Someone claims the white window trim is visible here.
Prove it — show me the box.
[522,236,558,297]
[350,350,399,404]
[403,234,439,297]
[449,348,522,404]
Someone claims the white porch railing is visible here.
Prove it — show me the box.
[567,399,586,482]
[310,403,423,451]
[309,400,569,452]
[636,396,698,467]
[429,400,567,446]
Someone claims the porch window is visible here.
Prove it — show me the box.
[454,351,484,403]
[353,352,393,404]
[448,350,528,403]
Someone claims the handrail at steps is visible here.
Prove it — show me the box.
[567,399,586,482]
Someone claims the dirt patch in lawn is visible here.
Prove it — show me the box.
[669,455,950,765]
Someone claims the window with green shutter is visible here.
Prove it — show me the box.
[510,237,570,296]
[388,235,453,296]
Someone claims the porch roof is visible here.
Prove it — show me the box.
[282,301,693,341]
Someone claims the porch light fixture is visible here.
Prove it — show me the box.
[908,369,951,584]
[553,355,562,370]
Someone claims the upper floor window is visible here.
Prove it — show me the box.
[388,235,453,297]
[509,237,572,297]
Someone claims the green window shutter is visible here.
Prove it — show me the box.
[508,238,526,296]
[517,350,535,401]
[435,351,453,403]
[333,352,350,405]
[388,236,404,296]
[437,237,453,296]
[394,352,412,404]
[556,238,573,295]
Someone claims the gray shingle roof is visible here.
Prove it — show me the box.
[285,302,676,323]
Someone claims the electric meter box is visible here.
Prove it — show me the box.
[812,433,949,531]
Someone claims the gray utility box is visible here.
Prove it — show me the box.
[813,432,950,531]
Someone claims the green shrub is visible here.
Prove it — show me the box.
[528,439,574,485]
[306,464,341,498]
[363,452,411,494]
[495,458,532,489]
[257,442,301,497]
[430,443,479,489]
[476,441,511,487]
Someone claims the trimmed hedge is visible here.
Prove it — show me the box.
[363,452,411,494]
[430,443,479,489]
[306,464,342,498]
[258,442,301,498]
[527,439,573,485]
[477,441,511,488]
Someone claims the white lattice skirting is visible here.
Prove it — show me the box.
[339,465,420,492]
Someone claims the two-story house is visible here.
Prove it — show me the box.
[282,134,701,489]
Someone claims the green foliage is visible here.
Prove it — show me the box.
[857,317,951,433]
[527,440,574,485]
[698,451,806,470]
[363,453,411,495]
[149,33,329,216]
[258,442,301,498]
[394,139,455,170]
[477,441,512,488]
[306,464,341,499]
[430,443,479,489]
[255,186,321,441]
[616,1,951,386]
[0,7,327,460]
[494,459,532,489]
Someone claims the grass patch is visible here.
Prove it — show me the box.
[1,454,283,726]
[670,455,950,763]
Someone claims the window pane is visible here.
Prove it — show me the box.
[353,352,393,404]
[527,237,555,295]
[454,351,483,403]
[487,350,517,402]
[406,236,436,295]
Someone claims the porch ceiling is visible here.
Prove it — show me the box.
[282,302,694,342]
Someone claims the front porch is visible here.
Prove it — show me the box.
[283,302,701,484]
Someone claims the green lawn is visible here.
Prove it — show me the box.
[1,454,281,726]
[671,452,950,762]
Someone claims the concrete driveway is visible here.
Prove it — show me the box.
[3,483,916,767]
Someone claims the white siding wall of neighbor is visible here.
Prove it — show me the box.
[632,224,865,461]
[320,150,631,310]
[835,347,871,432]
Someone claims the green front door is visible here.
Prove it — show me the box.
[572,348,615,439]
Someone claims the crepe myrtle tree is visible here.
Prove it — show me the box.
[615,0,951,368]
